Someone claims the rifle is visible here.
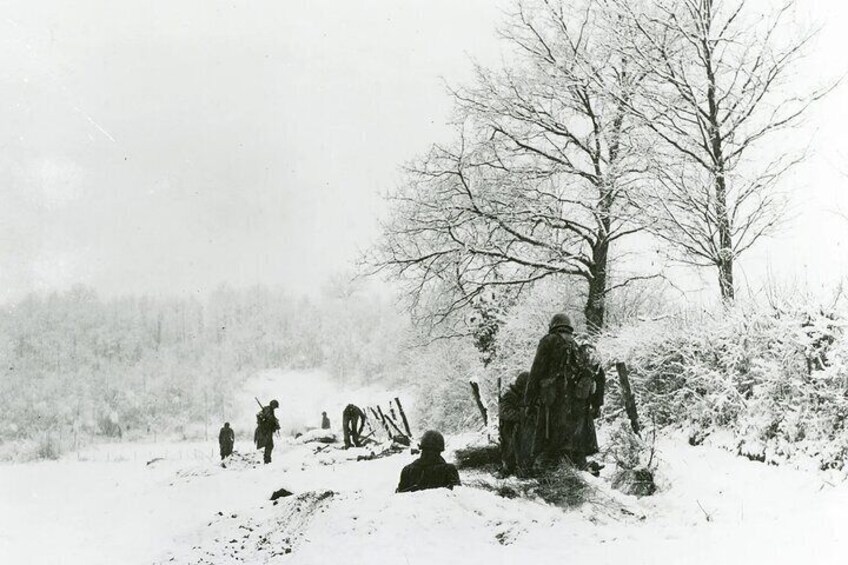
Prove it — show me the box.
[255,398,280,435]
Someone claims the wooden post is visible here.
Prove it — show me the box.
[377,405,404,438]
[469,381,488,426]
[394,397,413,437]
[615,362,641,436]
[369,407,392,439]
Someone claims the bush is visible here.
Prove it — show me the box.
[599,299,848,469]
[533,463,591,507]
[454,444,501,470]
[605,419,657,496]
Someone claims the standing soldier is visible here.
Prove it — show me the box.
[524,313,592,470]
[321,411,331,430]
[254,399,280,464]
[498,371,529,475]
[396,430,461,493]
[342,404,366,448]
[218,422,235,461]
[573,343,606,474]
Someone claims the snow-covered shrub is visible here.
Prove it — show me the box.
[605,418,658,496]
[533,463,591,507]
[601,299,848,469]
[389,338,487,434]
[454,444,502,471]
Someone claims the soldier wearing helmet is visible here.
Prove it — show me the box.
[499,370,529,475]
[254,398,281,464]
[396,430,461,493]
[523,312,593,470]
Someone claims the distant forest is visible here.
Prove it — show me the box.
[0,282,407,453]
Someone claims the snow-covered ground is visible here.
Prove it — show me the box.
[2,369,847,564]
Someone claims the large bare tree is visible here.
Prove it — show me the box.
[608,0,832,300]
[369,0,654,334]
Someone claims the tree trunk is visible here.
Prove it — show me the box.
[702,16,735,303]
[717,250,734,301]
[584,240,609,333]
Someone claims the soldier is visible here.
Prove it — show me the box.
[499,371,529,475]
[524,313,593,470]
[342,404,366,448]
[321,411,331,430]
[218,422,235,460]
[396,430,461,493]
[573,343,606,474]
[254,399,280,464]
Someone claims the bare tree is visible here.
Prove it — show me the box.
[369,0,656,334]
[608,0,833,300]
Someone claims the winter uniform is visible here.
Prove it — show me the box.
[321,412,331,430]
[254,400,280,464]
[218,422,235,460]
[396,431,461,493]
[524,314,595,469]
[571,344,606,459]
[342,404,366,448]
[499,371,529,474]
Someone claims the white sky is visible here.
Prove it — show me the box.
[0,0,846,303]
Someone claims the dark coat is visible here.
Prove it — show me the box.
[342,404,366,448]
[254,406,280,450]
[524,330,597,461]
[499,373,528,473]
[321,415,331,430]
[219,425,235,458]
[396,453,461,493]
[219,426,234,446]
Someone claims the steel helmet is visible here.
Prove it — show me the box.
[419,430,446,452]
[269,399,279,409]
[549,313,573,333]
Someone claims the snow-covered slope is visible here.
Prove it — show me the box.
[2,435,847,565]
[2,368,846,564]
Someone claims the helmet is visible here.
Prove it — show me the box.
[269,399,279,409]
[419,430,445,452]
[549,313,573,333]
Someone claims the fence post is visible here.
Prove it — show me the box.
[615,362,641,436]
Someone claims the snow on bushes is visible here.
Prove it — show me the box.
[605,418,658,496]
[599,300,848,470]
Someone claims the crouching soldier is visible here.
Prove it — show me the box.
[218,422,235,460]
[254,399,280,464]
[499,371,528,475]
[396,430,461,493]
[342,404,366,448]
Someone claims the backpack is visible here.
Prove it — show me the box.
[572,345,597,401]
[539,334,594,406]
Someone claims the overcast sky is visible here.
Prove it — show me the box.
[1,0,846,303]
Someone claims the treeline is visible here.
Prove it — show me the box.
[0,282,405,455]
